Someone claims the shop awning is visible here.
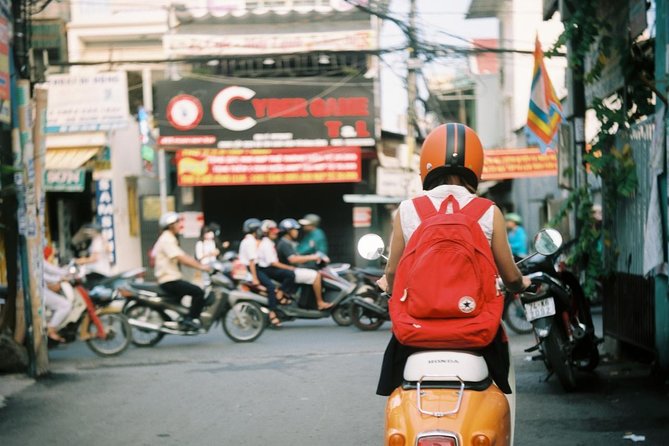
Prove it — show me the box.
[45,131,106,170]
[45,147,99,170]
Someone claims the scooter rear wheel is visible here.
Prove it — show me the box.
[351,300,385,331]
[86,313,132,357]
[222,301,265,343]
[331,303,352,326]
[124,304,166,347]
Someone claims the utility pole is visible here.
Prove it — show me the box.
[405,0,419,169]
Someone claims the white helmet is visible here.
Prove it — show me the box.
[159,212,180,229]
[261,219,277,233]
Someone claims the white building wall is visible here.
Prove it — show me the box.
[498,0,566,147]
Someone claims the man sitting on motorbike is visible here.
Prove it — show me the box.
[154,212,211,331]
[276,218,333,311]
[256,219,296,305]
[376,123,530,397]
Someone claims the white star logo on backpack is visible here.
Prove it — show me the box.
[458,296,476,314]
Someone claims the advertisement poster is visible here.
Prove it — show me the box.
[177,147,361,186]
[482,148,557,180]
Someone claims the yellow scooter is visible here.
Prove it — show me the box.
[357,229,564,446]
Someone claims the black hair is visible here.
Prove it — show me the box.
[423,167,477,193]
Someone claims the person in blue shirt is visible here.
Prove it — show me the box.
[505,212,528,258]
[297,213,329,260]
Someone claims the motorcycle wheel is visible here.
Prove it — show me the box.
[545,324,577,391]
[124,304,166,347]
[351,300,385,331]
[331,302,352,326]
[503,296,533,335]
[222,301,265,343]
[576,344,600,372]
[86,313,132,357]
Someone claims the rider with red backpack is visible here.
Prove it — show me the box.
[376,123,531,397]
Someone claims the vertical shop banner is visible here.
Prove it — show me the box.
[0,1,10,124]
[95,179,116,264]
[177,147,361,186]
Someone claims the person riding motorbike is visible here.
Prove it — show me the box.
[239,218,282,328]
[74,223,112,284]
[376,123,531,399]
[256,219,296,305]
[297,213,328,268]
[277,218,333,311]
[153,212,211,331]
[43,245,73,343]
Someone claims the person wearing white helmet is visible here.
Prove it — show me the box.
[153,211,212,331]
[239,218,282,328]
[256,219,296,305]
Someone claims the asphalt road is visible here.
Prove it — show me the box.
[1,312,668,446]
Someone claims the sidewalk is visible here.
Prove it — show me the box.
[0,374,33,410]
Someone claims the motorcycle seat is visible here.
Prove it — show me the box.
[357,267,384,278]
[403,351,489,384]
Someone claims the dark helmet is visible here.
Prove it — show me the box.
[278,218,300,232]
[242,218,262,234]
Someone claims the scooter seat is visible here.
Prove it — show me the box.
[403,351,489,383]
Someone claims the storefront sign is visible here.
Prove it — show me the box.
[177,147,361,186]
[156,77,375,149]
[376,167,422,198]
[164,30,376,57]
[95,179,116,263]
[180,211,204,238]
[353,207,372,228]
[46,71,130,132]
[45,169,86,192]
[482,148,557,180]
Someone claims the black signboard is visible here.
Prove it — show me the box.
[155,76,376,149]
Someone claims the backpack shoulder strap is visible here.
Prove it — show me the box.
[461,197,494,221]
[412,196,437,221]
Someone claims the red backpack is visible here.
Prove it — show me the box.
[389,194,503,349]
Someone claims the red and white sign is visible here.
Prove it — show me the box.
[482,148,558,180]
[353,207,372,228]
[177,147,361,186]
[166,94,203,131]
[179,211,205,238]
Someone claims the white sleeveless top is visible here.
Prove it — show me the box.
[399,185,494,244]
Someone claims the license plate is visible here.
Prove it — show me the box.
[523,297,556,321]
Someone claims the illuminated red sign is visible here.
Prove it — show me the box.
[176,147,362,186]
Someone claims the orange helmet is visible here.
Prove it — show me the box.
[419,123,484,189]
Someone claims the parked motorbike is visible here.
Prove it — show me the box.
[503,288,533,335]
[356,230,565,446]
[47,262,138,357]
[122,261,268,345]
[348,266,388,331]
[519,231,601,391]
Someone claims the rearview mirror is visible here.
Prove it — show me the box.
[533,228,563,256]
[357,234,385,260]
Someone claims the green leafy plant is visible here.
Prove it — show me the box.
[547,0,650,298]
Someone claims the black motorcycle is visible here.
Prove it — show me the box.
[348,266,388,331]
[122,261,268,345]
[520,230,601,391]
